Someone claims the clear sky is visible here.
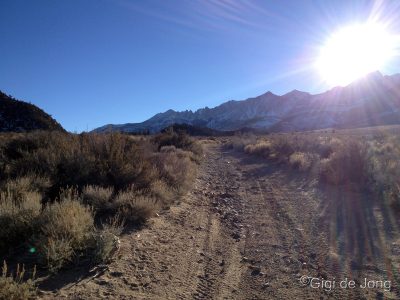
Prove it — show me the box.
[1,0,400,132]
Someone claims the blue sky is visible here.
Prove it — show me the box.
[1,0,400,132]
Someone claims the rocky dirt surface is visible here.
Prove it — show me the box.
[39,141,400,299]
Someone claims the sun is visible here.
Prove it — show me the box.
[315,22,396,86]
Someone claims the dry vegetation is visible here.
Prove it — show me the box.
[225,129,400,210]
[0,129,201,298]
[0,262,36,300]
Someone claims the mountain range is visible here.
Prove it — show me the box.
[0,91,64,132]
[94,71,400,133]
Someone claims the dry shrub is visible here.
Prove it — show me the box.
[387,184,400,212]
[224,135,256,151]
[1,175,50,201]
[289,152,312,171]
[37,189,94,272]
[0,130,200,262]
[0,189,41,254]
[317,137,342,158]
[2,132,150,192]
[39,238,74,273]
[152,130,194,152]
[366,136,400,210]
[237,130,400,213]
[244,141,272,157]
[113,188,158,223]
[270,136,295,160]
[319,140,368,186]
[159,145,177,153]
[150,179,175,205]
[82,185,113,212]
[92,215,124,264]
[153,150,196,195]
[92,232,120,264]
[0,261,37,300]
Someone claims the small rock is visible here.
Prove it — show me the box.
[262,282,270,289]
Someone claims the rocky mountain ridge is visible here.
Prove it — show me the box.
[94,71,400,133]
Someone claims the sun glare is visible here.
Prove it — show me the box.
[316,23,396,86]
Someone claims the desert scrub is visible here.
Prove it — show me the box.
[92,215,124,264]
[289,152,313,171]
[113,188,158,223]
[149,179,175,205]
[0,262,37,300]
[153,149,196,195]
[82,185,114,212]
[36,189,94,272]
[0,188,41,254]
[1,175,50,197]
[152,130,200,154]
[244,141,272,157]
[224,134,256,151]
[0,131,200,265]
[319,140,368,186]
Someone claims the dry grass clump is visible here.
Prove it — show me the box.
[153,149,196,196]
[244,141,272,157]
[366,135,400,210]
[0,188,41,254]
[223,134,257,151]
[113,188,159,223]
[82,185,114,212]
[152,130,203,157]
[319,140,368,185]
[0,262,37,300]
[36,189,94,272]
[289,152,313,171]
[149,179,175,205]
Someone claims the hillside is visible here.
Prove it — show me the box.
[0,91,64,132]
[94,71,400,133]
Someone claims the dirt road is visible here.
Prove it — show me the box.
[40,141,400,299]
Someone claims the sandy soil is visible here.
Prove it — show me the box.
[39,141,400,299]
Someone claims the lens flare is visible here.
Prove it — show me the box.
[315,22,396,86]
